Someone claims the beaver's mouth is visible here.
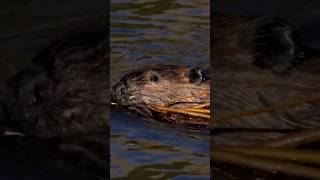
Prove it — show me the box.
[142,89,210,119]
[148,103,210,119]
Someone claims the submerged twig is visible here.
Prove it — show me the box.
[258,129,320,148]
[215,146,320,165]
[212,149,320,179]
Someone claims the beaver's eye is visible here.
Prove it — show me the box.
[150,75,159,82]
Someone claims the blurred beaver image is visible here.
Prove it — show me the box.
[212,15,320,144]
[0,14,108,179]
[211,15,320,179]
[6,18,108,139]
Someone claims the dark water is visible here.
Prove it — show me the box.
[110,112,209,179]
[110,0,210,85]
[0,154,91,180]
[110,0,210,179]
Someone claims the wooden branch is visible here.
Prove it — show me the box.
[148,104,210,119]
[258,129,320,147]
[215,146,320,165]
[212,149,320,179]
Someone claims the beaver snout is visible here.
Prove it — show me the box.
[111,81,128,105]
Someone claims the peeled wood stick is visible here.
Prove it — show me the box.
[180,108,210,114]
[190,103,210,109]
[214,94,320,123]
[215,146,320,165]
[212,149,320,179]
[257,129,320,148]
[148,104,210,119]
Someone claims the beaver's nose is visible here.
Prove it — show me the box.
[111,82,127,104]
[189,67,209,84]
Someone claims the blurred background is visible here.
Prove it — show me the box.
[0,0,105,83]
[214,0,320,49]
[0,0,105,179]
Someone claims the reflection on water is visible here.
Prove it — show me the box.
[110,0,210,84]
[111,112,209,179]
[110,0,210,179]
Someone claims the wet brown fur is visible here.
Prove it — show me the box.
[111,64,210,127]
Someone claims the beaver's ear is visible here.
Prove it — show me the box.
[189,67,203,84]
[252,17,305,73]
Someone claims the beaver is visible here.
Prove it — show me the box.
[3,14,108,139]
[210,14,320,180]
[0,14,108,179]
[111,64,210,127]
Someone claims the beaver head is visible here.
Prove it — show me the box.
[5,15,108,139]
[111,65,210,126]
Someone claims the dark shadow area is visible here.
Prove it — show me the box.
[212,1,320,179]
[0,1,108,179]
